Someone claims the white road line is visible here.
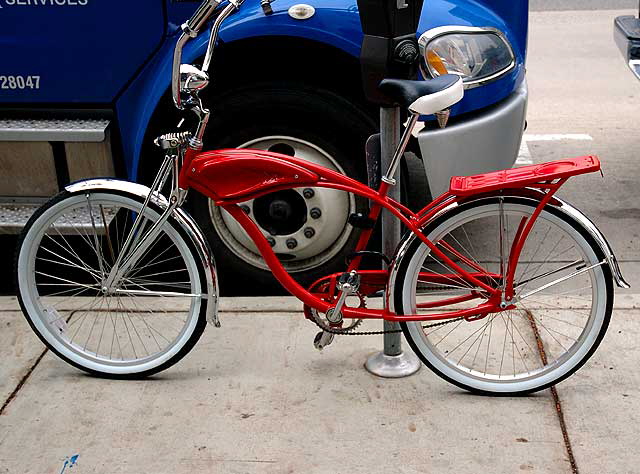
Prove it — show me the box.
[516,139,533,166]
[516,133,594,166]
[523,133,593,141]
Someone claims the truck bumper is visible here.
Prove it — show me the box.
[614,15,640,80]
[417,79,528,197]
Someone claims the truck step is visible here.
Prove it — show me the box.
[0,118,110,142]
[0,203,115,235]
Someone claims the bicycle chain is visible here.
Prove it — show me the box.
[311,310,464,336]
[308,283,465,336]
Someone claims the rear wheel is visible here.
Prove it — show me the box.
[393,197,613,394]
[16,189,208,378]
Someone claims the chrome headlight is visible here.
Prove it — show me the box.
[418,26,516,88]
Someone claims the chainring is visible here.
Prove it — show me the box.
[305,280,364,333]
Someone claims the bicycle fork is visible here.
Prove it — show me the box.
[102,145,188,294]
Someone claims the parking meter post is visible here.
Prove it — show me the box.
[358,0,423,377]
[364,106,421,378]
[381,106,401,358]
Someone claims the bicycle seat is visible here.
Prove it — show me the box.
[378,74,464,115]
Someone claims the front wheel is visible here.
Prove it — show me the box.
[15,189,208,378]
[392,197,613,395]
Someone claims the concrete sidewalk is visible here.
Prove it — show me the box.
[1,295,639,474]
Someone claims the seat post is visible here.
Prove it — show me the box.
[381,111,419,186]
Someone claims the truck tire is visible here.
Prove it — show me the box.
[189,83,376,295]
[401,150,432,212]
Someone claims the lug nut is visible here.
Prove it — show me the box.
[240,205,251,214]
[286,238,298,249]
[303,188,315,199]
[266,236,276,247]
[303,227,316,238]
[310,207,322,219]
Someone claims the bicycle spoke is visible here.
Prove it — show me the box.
[86,194,107,279]
[35,271,100,290]
[45,231,100,279]
[455,315,494,366]
[518,261,604,301]
[38,245,102,282]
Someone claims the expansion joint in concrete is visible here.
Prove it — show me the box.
[525,309,579,474]
[0,348,47,416]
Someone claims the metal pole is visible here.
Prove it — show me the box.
[365,106,421,378]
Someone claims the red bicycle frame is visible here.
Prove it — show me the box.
[179,147,602,323]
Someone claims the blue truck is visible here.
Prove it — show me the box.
[0,0,528,293]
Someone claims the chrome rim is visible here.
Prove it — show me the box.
[400,202,607,392]
[18,192,202,374]
[208,135,355,272]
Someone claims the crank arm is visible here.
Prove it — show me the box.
[326,270,359,323]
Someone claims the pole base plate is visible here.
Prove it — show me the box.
[364,350,421,378]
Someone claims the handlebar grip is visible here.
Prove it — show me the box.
[185,0,222,36]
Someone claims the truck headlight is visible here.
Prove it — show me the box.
[418,26,516,88]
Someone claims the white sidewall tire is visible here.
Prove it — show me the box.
[16,190,207,377]
[394,198,613,394]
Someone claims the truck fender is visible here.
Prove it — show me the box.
[116,2,362,182]
[64,179,221,326]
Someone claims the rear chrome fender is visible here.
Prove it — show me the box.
[387,191,629,312]
[551,196,629,289]
[65,179,221,327]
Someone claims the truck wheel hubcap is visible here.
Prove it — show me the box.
[253,190,307,236]
[208,136,354,272]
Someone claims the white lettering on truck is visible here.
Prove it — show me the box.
[2,0,89,6]
[0,76,41,90]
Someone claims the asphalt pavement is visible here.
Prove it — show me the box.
[2,6,640,474]
[530,0,636,11]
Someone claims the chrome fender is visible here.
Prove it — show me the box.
[552,196,629,288]
[387,192,629,312]
[65,179,221,327]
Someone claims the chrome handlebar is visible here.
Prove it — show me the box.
[202,2,237,71]
[172,33,192,110]
[171,0,241,110]
[185,0,222,35]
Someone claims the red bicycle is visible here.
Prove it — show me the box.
[15,0,628,394]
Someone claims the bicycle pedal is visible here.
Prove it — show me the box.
[338,270,360,293]
[313,331,335,351]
